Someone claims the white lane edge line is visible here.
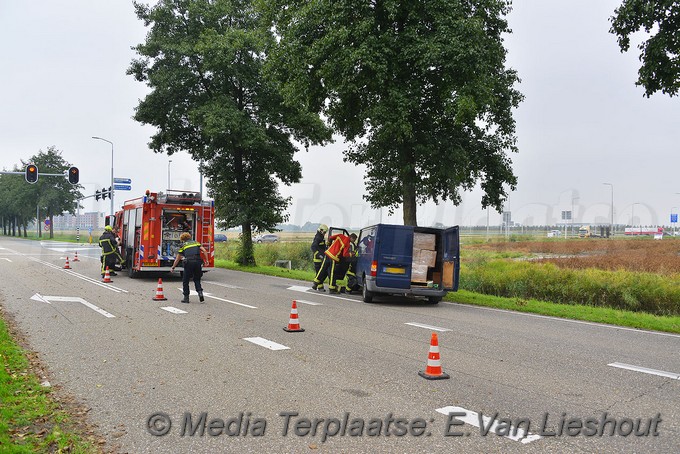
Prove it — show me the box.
[607,362,680,380]
[28,257,128,293]
[436,406,542,444]
[405,322,450,332]
[445,301,680,339]
[202,280,243,289]
[243,337,290,351]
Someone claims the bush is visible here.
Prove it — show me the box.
[215,240,314,271]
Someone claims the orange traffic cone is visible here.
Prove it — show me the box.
[152,278,167,301]
[102,266,113,283]
[283,300,305,332]
[63,256,72,269]
[418,332,450,380]
[72,251,80,262]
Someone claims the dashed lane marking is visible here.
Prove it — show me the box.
[176,289,257,308]
[436,406,542,444]
[405,322,451,332]
[243,337,289,351]
[161,306,188,314]
[608,362,680,379]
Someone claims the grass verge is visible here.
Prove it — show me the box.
[0,311,97,453]
[449,290,680,334]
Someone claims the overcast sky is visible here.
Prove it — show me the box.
[1,1,678,229]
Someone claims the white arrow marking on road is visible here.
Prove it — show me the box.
[608,362,680,380]
[178,289,257,308]
[243,337,289,351]
[436,406,542,444]
[287,285,356,302]
[161,306,188,314]
[405,322,451,332]
[294,299,323,306]
[0,258,11,262]
[30,294,115,318]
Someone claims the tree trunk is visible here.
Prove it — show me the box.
[238,223,256,266]
[402,168,418,226]
[49,214,54,239]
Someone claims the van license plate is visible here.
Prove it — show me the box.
[384,267,405,274]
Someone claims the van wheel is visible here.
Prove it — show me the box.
[427,296,441,304]
[362,279,374,304]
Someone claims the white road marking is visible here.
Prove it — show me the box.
[287,285,356,302]
[243,337,290,351]
[294,299,323,306]
[28,257,128,293]
[608,362,680,380]
[405,322,451,332]
[436,406,542,444]
[203,280,243,289]
[447,302,680,339]
[0,258,11,262]
[31,293,115,318]
[161,306,188,314]
[178,289,257,308]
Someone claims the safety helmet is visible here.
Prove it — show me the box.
[104,225,113,231]
[318,224,328,233]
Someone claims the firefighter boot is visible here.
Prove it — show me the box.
[181,296,190,304]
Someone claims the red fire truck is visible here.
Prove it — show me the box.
[106,190,215,277]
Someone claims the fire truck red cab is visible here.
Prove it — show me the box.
[106,190,215,277]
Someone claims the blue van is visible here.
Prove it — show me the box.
[355,224,459,304]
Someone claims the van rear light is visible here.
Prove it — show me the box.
[370,260,377,277]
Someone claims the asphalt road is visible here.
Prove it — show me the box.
[1,237,678,453]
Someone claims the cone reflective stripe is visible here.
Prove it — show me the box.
[63,256,71,269]
[418,332,450,380]
[152,278,167,301]
[283,300,305,332]
[72,252,80,262]
[102,266,113,283]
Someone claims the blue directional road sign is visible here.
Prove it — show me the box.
[114,184,131,191]
[672,214,678,223]
[114,178,132,184]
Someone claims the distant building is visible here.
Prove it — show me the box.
[51,212,105,231]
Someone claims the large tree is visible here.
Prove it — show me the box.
[262,0,523,226]
[129,0,332,265]
[610,1,680,97]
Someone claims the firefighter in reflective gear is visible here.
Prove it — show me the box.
[340,234,360,293]
[312,232,351,293]
[171,232,209,304]
[98,225,123,276]
[311,224,328,275]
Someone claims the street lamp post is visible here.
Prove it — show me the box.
[603,183,613,236]
[631,202,641,229]
[571,196,579,236]
[92,136,114,216]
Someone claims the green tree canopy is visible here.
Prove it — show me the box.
[610,1,680,97]
[262,0,523,225]
[129,0,332,265]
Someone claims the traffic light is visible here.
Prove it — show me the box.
[68,166,79,184]
[25,164,38,184]
[95,190,101,201]
[101,187,107,200]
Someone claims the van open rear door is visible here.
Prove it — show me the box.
[442,226,460,291]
